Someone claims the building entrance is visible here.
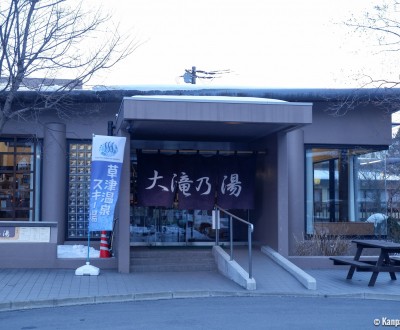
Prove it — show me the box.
[128,147,256,246]
[130,207,229,245]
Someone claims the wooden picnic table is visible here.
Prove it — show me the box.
[330,239,400,287]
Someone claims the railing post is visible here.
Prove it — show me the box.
[230,215,233,261]
[248,224,253,279]
[212,209,220,246]
[215,205,253,279]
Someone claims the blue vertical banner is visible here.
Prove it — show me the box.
[88,135,126,232]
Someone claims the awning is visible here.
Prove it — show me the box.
[116,95,312,149]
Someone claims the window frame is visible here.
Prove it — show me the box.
[305,144,388,235]
[0,135,40,222]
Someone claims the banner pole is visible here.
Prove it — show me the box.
[75,134,100,276]
[86,230,90,264]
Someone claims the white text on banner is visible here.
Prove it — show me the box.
[88,135,126,231]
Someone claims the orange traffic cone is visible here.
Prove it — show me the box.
[99,231,111,258]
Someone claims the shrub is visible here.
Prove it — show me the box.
[294,233,351,256]
[387,217,400,243]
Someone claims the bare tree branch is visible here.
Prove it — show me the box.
[0,0,140,132]
[327,1,400,115]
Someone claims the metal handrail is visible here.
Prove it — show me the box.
[214,204,254,279]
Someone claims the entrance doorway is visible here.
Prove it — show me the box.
[128,149,253,246]
[130,207,229,245]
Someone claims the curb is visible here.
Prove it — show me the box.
[1,290,399,312]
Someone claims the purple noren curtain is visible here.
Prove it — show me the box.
[136,153,256,210]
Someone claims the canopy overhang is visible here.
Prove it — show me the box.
[116,95,312,149]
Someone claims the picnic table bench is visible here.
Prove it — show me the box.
[330,239,400,287]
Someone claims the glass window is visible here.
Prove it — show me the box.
[306,146,388,236]
[66,141,99,240]
[0,137,40,221]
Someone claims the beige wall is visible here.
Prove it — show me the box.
[1,102,120,139]
[303,102,392,146]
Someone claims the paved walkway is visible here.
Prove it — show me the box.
[1,248,400,311]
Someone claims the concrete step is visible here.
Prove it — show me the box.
[130,247,216,272]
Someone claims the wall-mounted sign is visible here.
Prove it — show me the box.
[0,227,50,243]
[0,226,16,238]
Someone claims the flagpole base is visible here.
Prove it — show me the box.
[75,262,100,276]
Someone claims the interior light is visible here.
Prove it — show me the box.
[360,160,382,165]
[224,122,241,125]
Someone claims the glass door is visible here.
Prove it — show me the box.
[130,207,228,245]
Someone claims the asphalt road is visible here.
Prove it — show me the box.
[1,295,399,330]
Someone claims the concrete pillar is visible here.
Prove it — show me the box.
[42,122,67,244]
[117,129,131,273]
[277,132,289,256]
[287,129,305,255]
[254,136,278,248]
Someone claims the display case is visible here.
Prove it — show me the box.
[66,142,100,240]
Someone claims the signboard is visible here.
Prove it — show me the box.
[0,227,50,243]
[88,135,126,231]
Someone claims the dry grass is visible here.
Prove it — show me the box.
[294,233,352,256]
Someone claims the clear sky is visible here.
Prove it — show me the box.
[81,0,394,89]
